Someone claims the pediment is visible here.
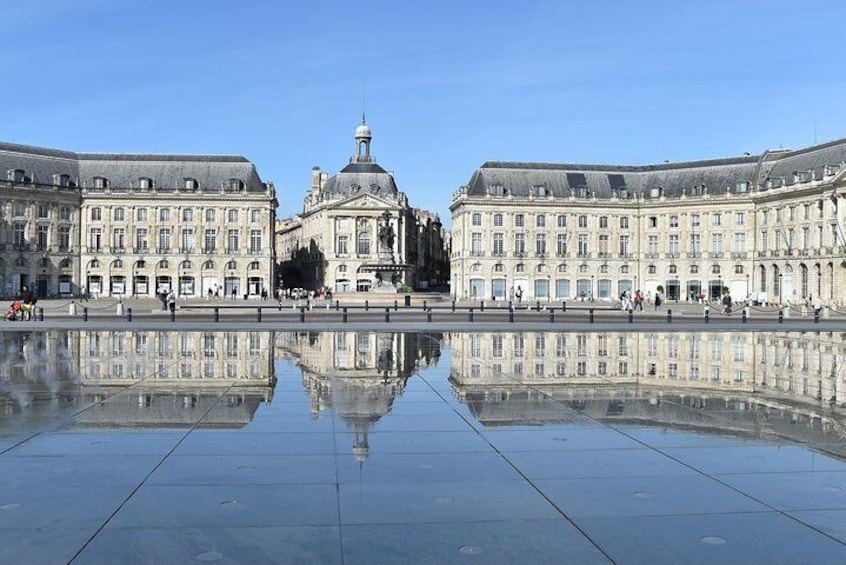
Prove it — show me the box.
[334,192,395,211]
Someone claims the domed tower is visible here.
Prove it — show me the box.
[354,115,372,163]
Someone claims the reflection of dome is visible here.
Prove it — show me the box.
[355,122,372,140]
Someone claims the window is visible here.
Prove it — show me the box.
[471,233,482,255]
[536,214,545,228]
[250,230,262,253]
[619,235,630,256]
[159,208,170,222]
[578,234,589,256]
[710,233,723,253]
[158,228,171,252]
[93,176,107,189]
[205,209,216,222]
[472,213,482,226]
[691,214,700,227]
[60,206,71,220]
[668,234,679,254]
[229,229,241,252]
[181,229,194,252]
[647,235,658,254]
[184,178,198,190]
[668,265,677,274]
[557,234,567,256]
[135,228,149,252]
[599,216,608,229]
[578,215,588,228]
[711,213,721,226]
[648,265,657,274]
[669,215,678,228]
[137,208,147,222]
[734,265,744,274]
[91,207,102,221]
[515,214,524,227]
[182,208,193,222]
[493,233,504,255]
[59,226,70,251]
[735,212,745,225]
[357,231,371,255]
[37,225,48,251]
[112,228,125,251]
[251,209,261,223]
[227,209,239,223]
[620,216,629,229]
[493,213,503,227]
[228,179,244,192]
[138,177,153,190]
[557,215,567,228]
[515,233,526,255]
[89,228,102,251]
[535,234,546,256]
[204,229,217,252]
[36,203,50,219]
[648,216,658,228]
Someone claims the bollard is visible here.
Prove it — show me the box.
[300,307,306,322]
[666,309,672,323]
[549,308,555,323]
[427,308,432,323]
[469,308,474,322]
[257,307,262,323]
[814,309,820,324]
[394,300,398,311]
[278,301,282,311]
[509,306,514,323]
[589,308,594,323]
[170,308,175,322]
[742,308,747,324]
[628,310,633,324]
[778,308,784,324]
[38,308,44,322]
[342,307,348,323]
[704,310,710,324]
[335,300,340,311]
[536,300,541,312]
[126,308,132,323]
[480,300,485,312]
[365,300,369,312]
[214,307,219,323]
[385,308,390,323]
[83,307,88,322]
[562,301,567,312]
[423,300,427,311]
[452,300,456,313]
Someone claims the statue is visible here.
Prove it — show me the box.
[379,222,395,250]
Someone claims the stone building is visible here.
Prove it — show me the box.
[0,141,276,299]
[277,121,448,293]
[450,137,846,305]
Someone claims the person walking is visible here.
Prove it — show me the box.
[166,289,176,314]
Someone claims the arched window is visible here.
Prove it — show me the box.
[158,260,169,269]
[647,265,657,274]
[357,231,371,255]
[180,260,193,270]
[225,260,237,270]
[711,265,721,274]
[202,260,215,270]
[138,177,153,190]
[248,261,260,270]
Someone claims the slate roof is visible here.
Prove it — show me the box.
[465,137,846,199]
[319,161,400,198]
[0,141,267,192]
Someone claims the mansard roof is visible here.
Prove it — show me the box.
[0,141,267,192]
[465,137,846,199]
[320,161,400,198]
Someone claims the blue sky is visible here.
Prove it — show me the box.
[3,0,845,226]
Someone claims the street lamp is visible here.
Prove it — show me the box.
[779,273,783,305]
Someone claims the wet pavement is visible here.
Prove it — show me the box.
[1,329,846,564]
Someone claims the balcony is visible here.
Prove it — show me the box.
[248,248,264,255]
[687,252,701,258]
[133,246,149,254]
[598,252,611,258]
[645,252,659,259]
[179,247,194,254]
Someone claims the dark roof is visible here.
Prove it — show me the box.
[466,138,846,199]
[0,141,266,192]
[320,161,400,198]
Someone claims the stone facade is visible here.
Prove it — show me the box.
[0,142,276,299]
[450,138,846,305]
[276,122,448,294]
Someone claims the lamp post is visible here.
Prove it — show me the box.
[779,273,783,305]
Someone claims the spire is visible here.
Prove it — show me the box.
[354,117,372,163]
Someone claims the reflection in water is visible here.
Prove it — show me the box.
[1,330,276,428]
[449,331,846,458]
[278,331,443,461]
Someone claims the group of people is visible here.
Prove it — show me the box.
[5,286,38,321]
[800,295,824,318]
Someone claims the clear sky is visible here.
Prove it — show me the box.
[3,0,845,227]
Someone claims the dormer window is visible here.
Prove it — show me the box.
[534,186,550,197]
[138,177,153,190]
[53,173,74,187]
[736,181,748,193]
[491,185,506,196]
[8,169,28,183]
[184,178,198,190]
[93,176,108,189]
[228,179,244,192]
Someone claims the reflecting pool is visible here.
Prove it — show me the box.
[2,330,846,564]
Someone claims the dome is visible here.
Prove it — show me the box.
[355,123,372,139]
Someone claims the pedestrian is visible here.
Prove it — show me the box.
[515,286,523,305]
[722,292,732,315]
[167,289,176,314]
[231,287,236,301]
[635,289,643,311]
[654,292,662,310]
[813,295,822,317]
[802,296,809,318]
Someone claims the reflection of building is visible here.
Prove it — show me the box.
[449,331,846,457]
[451,138,846,304]
[276,122,448,293]
[0,142,277,299]
[1,330,276,428]
[277,331,443,461]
